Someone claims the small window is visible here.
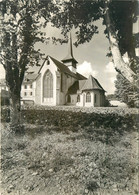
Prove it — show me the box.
[30,92,32,96]
[30,84,32,89]
[47,60,50,65]
[77,95,80,102]
[24,85,27,89]
[86,92,91,102]
[24,92,27,96]
[94,94,97,103]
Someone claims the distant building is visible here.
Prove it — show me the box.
[0,79,8,93]
[0,35,106,107]
[0,79,9,106]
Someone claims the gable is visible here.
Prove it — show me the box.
[38,56,57,75]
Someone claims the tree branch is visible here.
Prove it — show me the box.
[104,1,136,84]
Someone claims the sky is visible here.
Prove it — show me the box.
[0,20,118,94]
[34,20,117,94]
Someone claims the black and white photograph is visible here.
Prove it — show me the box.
[0,0,139,194]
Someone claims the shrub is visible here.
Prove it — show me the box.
[21,108,138,132]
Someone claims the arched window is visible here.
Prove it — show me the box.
[77,95,80,102]
[43,70,53,98]
[86,92,91,102]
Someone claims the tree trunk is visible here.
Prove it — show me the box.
[104,2,136,83]
[10,92,21,127]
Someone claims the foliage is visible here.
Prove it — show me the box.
[0,0,45,89]
[115,58,139,108]
[0,0,53,124]
[106,94,116,101]
[20,107,138,133]
[1,113,138,194]
[49,0,139,104]
[49,0,138,55]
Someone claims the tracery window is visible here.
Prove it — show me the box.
[43,70,53,98]
[86,92,91,102]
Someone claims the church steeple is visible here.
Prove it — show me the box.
[62,33,78,73]
[69,32,73,58]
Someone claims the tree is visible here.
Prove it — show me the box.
[48,0,138,104]
[115,62,139,107]
[0,0,52,126]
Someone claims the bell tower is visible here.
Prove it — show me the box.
[62,33,78,73]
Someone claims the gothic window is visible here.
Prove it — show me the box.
[43,70,53,98]
[86,92,91,102]
[24,92,27,96]
[24,85,27,89]
[30,84,32,89]
[77,95,80,102]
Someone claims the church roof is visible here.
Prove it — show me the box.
[68,81,79,94]
[81,75,105,91]
[68,75,105,94]
[49,56,86,80]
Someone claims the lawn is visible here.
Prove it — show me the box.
[1,106,139,195]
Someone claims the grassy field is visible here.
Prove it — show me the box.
[1,106,139,195]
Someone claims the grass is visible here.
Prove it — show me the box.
[1,106,139,194]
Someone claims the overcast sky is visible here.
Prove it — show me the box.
[0,20,118,94]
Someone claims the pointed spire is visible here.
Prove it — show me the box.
[69,32,73,57]
[62,32,78,63]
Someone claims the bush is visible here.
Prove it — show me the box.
[21,108,138,132]
[1,106,10,122]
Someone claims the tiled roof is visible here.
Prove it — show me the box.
[68,81,79,94]
[81,75,105,91]
[79,80,86,89]
[76,72,87,80]
[23,73,38,84]
[49,56,86,80]
[68,75,105,95]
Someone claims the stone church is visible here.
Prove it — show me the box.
[21,36,106,107]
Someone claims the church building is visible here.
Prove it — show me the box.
[21,35,106,107]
